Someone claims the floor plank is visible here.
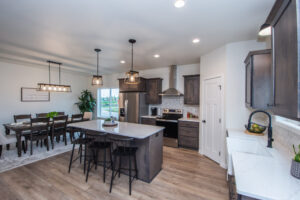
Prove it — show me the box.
[0,147,229,200]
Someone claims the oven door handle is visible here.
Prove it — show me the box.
[156,119,178,123]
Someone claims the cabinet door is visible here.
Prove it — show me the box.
[146,79,162,104]
[272,0,299,119]
[119,78,146,92]
[245,58,252,107]
[184,75,200,105]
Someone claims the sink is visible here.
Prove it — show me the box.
[227,137,271,157]
[226,137,271,175]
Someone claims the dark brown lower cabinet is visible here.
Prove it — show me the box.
[178,121,199,150]
[141,117,156,126]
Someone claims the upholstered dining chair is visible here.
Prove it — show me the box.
[83,112,93,120]
[36,113,48,118]
[0,131,26,157]
[50,115,68,149]
[14,114,32,123]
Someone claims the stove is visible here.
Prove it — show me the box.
[155,109,183,147]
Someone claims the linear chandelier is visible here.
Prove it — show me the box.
[37,60,71,92]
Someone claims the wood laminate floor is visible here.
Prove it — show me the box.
[0,147,229,200]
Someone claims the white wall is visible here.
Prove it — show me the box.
[199,40,267,167]
[0,61,90,133]
[225,40,267,130]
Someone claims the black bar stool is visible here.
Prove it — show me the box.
[109,136,138,195]
[85,131,112,183]
[68,129,94,174]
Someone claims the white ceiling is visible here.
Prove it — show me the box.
[0,0,274,74]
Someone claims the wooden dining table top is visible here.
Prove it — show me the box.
[3,118,90,132]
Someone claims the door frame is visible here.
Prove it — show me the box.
[200,75,225,166]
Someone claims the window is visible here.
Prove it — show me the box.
[97,88,119,119]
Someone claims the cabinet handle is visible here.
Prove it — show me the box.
[202,120,206,123]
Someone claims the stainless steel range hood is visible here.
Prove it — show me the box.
[159,65,183,96]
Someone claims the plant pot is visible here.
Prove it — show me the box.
[291,159,300,179]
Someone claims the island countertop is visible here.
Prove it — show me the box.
[68,119,165,139]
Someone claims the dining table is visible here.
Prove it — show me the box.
[3,118,89,157]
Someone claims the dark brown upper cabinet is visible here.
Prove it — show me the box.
[244,49,272,109]
[146,78,162,104]
[183,75,200,105]
[271,0,300,120]
[118,78,146,92]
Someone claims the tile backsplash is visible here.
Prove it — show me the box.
[149,96,199,117]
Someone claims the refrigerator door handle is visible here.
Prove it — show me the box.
[125,99,128,122]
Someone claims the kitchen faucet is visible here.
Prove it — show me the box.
[247,110,273,148]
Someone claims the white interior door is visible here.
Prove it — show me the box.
[202,76,222,163]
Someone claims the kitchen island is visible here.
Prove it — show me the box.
[68,119,164,183]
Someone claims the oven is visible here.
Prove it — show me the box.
[156,119,178,138]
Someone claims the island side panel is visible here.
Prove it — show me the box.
[148,130,163,182]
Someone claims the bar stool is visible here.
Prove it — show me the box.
[68,129,94,174]
[85,131,112,183]
[109,136,138,195]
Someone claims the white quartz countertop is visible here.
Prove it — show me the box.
[227,129,300,200]
[68,120,165,139]
[141,115,159,119]
[178,118,200,122]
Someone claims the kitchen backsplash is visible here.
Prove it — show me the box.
[149,96,199,117]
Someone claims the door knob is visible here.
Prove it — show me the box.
[202,120,206,123]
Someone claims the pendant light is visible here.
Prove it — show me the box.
[92,48,103,86]
[258,23,271,36]
[37,61,71,92]
[124,39,140,84]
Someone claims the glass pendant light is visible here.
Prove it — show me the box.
[37,61,71,92]
[92,48,103,86]
[124,39,140,84]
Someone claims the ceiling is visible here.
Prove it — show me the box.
[0,0,274,74]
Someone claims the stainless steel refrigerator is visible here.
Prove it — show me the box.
[119,92,148,123]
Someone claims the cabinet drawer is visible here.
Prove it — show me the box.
[178,121,199,128]
[178,136,198,150]
[141,118,156,126]
[179,126,199,138]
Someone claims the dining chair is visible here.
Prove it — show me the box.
[14,114,31,123]
[85,131,112,183]
[109,136,138,195]
[0,131,26,157]
[36,113,48,118]
[83,112,93,120]
[57,112,65,116]
[50,115,68,149]
[68,114,84,142]
[26,117,50,155]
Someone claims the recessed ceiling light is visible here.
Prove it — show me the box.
[192,38,200,43]
[154,54,160,58]
[174,0,185,8]
[120,60,126,64]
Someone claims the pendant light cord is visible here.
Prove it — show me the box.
[131,42,133,71]
[97,51,99,76]
[59,64,61,85]
[48,62,51,84]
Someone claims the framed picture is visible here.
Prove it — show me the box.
[21,87,50,102]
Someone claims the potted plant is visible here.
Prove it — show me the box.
[46,111,58,119]
[75,90,96,118]
[291,144,300,179]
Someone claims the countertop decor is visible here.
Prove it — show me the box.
[291,145,300,179]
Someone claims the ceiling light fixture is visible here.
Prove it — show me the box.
[258,23,271,36]
[154,54,160,58]
[124,39,140,85]
[92,48,103,86]
[37,61,71,92]
[192,38,200,43]
[174,0,185,8]
[120,60,126,64]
